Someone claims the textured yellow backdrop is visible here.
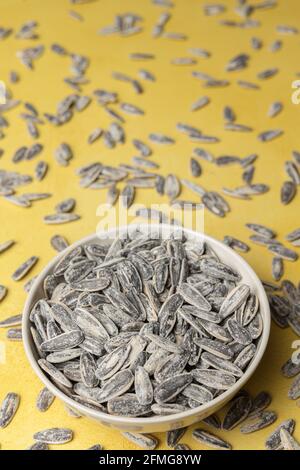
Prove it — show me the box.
[0,0,299,450]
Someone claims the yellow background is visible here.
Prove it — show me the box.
[0,0,300,450]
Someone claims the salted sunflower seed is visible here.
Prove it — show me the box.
[36,388,55,412]
[0,392,20,428]
[240,410,277,433]
[248,391,272,418]
[38,359,72,388]
[201,352,243,377]
[288,374,300,400]
[192,369,236,390]
[154,373,192,404]
[167,428,187,448]
[33,428,73,445]
[268,244,298,261]
[55,198,76,213]
[135,366,153,405]
[223,394,252,430]
[0,285,7,301]
[219,284,250,319]
[280,428,300,450]
[0,239,15,254]
[192,429,231,450]
[108,393,151,417]
[0,314,22,328]
[281,359,300,378]
[122,432,158,450]
[43,214,80,225]
[7,328,22,341]
[12,256,38,281]
[51,235,69,252]
[265,419,295,450]
[27,442,49,450]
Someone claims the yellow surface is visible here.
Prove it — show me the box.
[0,0,300,450]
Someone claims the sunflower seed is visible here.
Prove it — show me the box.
[0,314,22,328]
[182,383,213,404]
[192,429,231,450]
[272,257,283,281]
[265,419,295,450]
[95,344,131,380]
[268,101,283,118]
[281,181,296,205]
[38,359,72,388]
[135,367,153,405]
[167,428,187,447]
[285,161,300,185]
[258,129,283,142]
[108,393,151,417]
[201,352,243,377]
[0,393,20,428]
[219,284,250,319]
[268,244,298,261]
[223,394,252,430]
[248,391,272,417]
[7,328,22,341]
[178,283,211,311]
[36,388,55,412]
[154,373,192,404]
[195,338,233,360]
[192,369,236,390]
[149,133,175,144]
[55,198,76,213]
[240,410,277,433]
[27,442,49,450]
[123,432,158,449]
[151,403,187,415]
[0,240,15,254]
[280,428,300,450]
[234,343,256,369]
[257,68,279,79]
[0,285,7,301]
[191,96,210,112]
[43,213,80,225]
[97,369,134,403]
[51,235,69,252]
[288,374,300,400]
[12,256,38,281]
[41,330,84,352]
[121,185,135,208]
[34,428,73,444]
[35,161,48,181]
[87,444,103,450]
[277,24,298,34]
[227,318,252,345]
[281,359,300,378]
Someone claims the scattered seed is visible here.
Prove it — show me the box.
[0,393,20,428]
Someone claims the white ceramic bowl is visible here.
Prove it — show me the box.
[22,224,270,433]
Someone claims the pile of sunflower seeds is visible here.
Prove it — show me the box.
[28,229,263,418]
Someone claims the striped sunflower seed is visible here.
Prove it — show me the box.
[36,388,55,412]
[280,428,300,450]
[12,256,38,281]
[33,428,73,444]
[222,394,252,430]
[265,419,295,450]
[0,392,20,428]
[192,429,231,450]
[122,432,158,450]
[240,410,277,433]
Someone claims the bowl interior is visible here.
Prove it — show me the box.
[22,224,271,429]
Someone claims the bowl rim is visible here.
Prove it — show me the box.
[22,223,271,425]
